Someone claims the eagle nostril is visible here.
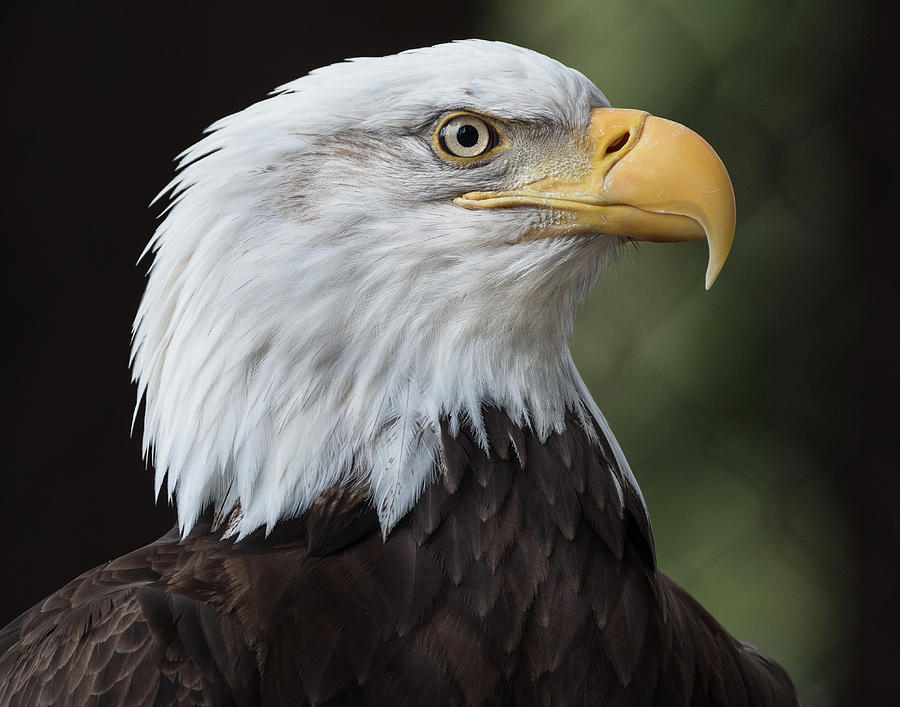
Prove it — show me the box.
[605,132,630,155]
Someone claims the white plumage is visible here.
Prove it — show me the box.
[131,40,639,538]
[4,41,797,707]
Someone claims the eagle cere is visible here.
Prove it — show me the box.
[0,41,796,705]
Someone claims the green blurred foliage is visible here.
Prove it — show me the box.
[482,0,866,704]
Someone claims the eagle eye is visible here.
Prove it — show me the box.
[435,113,501,160]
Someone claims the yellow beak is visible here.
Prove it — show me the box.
[454,108,736,289]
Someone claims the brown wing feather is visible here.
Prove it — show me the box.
[657,576,798,707]
[0,406,797,706]
[0,546,259,706]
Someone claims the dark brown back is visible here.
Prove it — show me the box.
[0,407,797,705]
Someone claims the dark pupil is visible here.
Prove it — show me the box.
[456,124,480,148]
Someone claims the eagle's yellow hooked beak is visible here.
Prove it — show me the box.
[455,108,736,289]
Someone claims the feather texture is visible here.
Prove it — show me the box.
[0,409,796,705]
[129,40,629,538]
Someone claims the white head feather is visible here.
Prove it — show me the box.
[131,40,642,538]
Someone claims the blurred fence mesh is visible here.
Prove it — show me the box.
[482,1,866,704]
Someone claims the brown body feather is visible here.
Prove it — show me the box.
[0,408,796,705]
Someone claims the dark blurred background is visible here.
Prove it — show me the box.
[2,1,896,705]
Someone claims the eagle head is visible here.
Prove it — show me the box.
[131,40,734,537]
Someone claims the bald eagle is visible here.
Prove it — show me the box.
[0,41,796,706]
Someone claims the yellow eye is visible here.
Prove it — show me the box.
[436,113,500,159]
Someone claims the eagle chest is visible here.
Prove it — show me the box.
[242,409,659,705]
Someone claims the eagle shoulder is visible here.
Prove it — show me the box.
[0,528,261,706]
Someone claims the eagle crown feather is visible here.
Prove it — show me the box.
[131,40,643,539]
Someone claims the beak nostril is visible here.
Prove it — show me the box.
[605,132,630,155]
